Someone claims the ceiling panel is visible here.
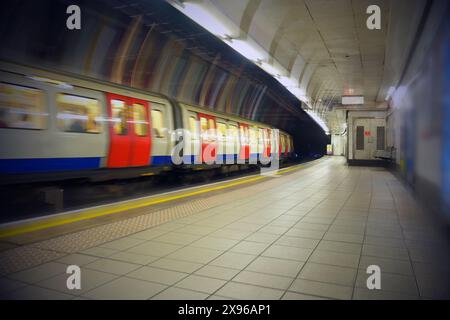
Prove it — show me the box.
[190,0,394,132]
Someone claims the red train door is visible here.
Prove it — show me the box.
[130,98,151,166]
[239,123,250,160]
[198,113,217,163]
[106,93,151,168]
[264,128,271,159]
[279,134,283,157]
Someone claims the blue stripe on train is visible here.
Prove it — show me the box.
[0,157,101,174]
[151,156,172,166]
[0,153,266,174]
[0,155,174,173]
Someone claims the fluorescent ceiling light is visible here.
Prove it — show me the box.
[169,1,313,107]
[277,76,298,88]
[286,87,305,98]
[180,2,233,38]
[342,95,364,105]
[226,38,265,62]
[260,61,284,77]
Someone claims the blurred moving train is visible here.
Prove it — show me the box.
[0,63,295,185]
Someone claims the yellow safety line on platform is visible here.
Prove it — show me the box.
[0,160,315,239]
[275,164,304,174]
[0,175,266,239]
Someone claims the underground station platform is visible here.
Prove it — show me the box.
[0,0,450,312]
[1,157,449,300]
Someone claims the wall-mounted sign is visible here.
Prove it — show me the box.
[342,96,364,105]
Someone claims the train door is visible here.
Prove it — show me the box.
[271,129,279,158]
[249,126,258,162]
[216,119,227,163]
[198,113,217,163]
[106,93,151,168]
[239,123,250,160]
[258,128,264,159]
[130,98,151,165]
[279,134,284,157]
[227,122,239,162]
[264,128,271,159]
[150,103,170,165]
[187,112,200,163]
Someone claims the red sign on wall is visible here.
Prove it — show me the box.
[364,131,371,137]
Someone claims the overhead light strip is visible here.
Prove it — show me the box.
[169,0,329,132]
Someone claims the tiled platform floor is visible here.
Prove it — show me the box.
[1,157,449,300]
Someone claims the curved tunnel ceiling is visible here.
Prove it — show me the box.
[0,0,315,132]
[168,0,427,134]
[0,0,426,138]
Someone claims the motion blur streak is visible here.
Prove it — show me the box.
[386,1,450,219]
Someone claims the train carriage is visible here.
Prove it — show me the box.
[0,63,295,185]
[177,102,286,167]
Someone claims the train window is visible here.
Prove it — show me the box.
[249,127,257,145]
[259,128,265,144]
[151,109,164,138]
[208,119,216,139]
[228,124,238,141]
[189,116,199,140]
[264,129,270,145]
[239,124,249,144]
[111,99,127,135]
[200,117,216,140]
[200,117,208,132]
[217,122,227,141]
[0,82,47,130]
[56,94,100,133]
[132,103,148,137]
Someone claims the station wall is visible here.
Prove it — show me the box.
[386,1,450,220]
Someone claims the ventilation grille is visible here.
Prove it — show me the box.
[377,126,385,150]
[356,126,364,150]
